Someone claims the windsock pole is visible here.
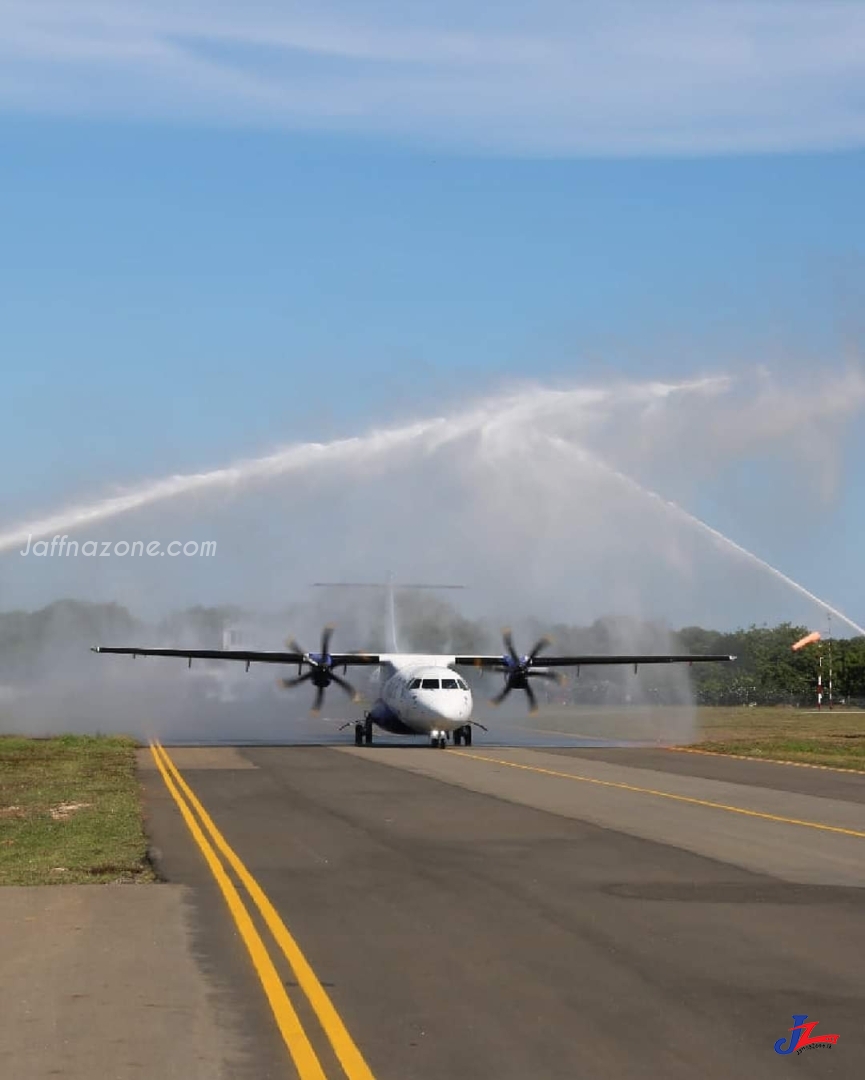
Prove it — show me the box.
[790,631,824,710]
[817,649,823,711]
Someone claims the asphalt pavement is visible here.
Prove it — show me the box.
[134,742,865,1078]
[0,883,240,1079]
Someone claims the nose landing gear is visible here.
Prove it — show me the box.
[429,730,448,749]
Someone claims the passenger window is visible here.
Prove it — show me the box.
[441,679,458,690]
[420,679,440,690]
[409,679,421,689]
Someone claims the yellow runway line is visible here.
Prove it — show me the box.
[148,743,328,1080]
[450,749,865,840]
[154,741,376,1080]
[668,745,865,776]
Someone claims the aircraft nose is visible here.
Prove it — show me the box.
[432,692,471,722]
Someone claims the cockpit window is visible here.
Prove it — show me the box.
[420,678,440,690]
[409,679,421,689]
[456,678,468,690]
[441,679,458,690]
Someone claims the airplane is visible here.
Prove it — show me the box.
[91,625,734,748]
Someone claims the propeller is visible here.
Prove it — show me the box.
[490,629,561,714]
[278,626,358,713]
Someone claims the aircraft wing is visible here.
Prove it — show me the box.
[453,653,735,670]
[91,646,383,667]
[92,645,733,670]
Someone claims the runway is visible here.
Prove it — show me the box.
[140,742,865,1078]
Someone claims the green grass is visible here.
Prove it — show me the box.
[694,705,865,770]
[696,738,865,770]
[517,703,865,770]
[0,735,154,885]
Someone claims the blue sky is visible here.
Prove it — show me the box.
[2,1,865,628]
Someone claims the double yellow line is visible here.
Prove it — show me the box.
[149,741,376,1080]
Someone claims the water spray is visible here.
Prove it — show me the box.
[2,374,862,638]
[0,377,726,556]
[548,438,865,638]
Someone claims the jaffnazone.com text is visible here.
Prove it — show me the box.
[19,535,217,558]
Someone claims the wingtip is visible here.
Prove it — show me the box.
[91,647,101,653]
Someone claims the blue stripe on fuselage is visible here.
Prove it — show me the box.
[369,699,416,735]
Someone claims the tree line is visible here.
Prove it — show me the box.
[674,623,865,706]
[1,600,862,706]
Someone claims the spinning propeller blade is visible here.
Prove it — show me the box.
[491,630,555,714]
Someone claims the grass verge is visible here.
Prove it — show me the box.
[519,703,865,771]
[0,735,154,885]
[695,706,865,770]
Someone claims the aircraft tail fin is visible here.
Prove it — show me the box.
[312,581,465,654]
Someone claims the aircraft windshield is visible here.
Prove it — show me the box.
[420,679,440,690]
[441,679,458,689]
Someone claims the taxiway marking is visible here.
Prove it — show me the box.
[149,742,328,1080]
[153,741,377,1080]
[450,749,865,840]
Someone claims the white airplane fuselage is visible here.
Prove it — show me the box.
[367,656,473,737]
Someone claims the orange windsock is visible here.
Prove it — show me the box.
[792,630,821,651]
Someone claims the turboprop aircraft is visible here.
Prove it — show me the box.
[92,625,734,748]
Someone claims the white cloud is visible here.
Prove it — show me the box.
[1,1,864,154]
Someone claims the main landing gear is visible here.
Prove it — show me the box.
[354,716,374,746]
[451,725,472,748]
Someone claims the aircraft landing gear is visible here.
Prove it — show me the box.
[429,730,447,749]
[452,725,471,747]
[354,716,374,746]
